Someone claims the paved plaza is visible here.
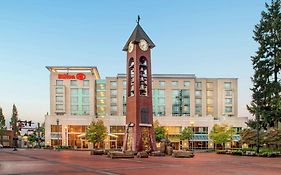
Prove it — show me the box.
[0,149,281,175]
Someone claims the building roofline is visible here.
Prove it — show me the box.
[117,73,196,78]
[46,66,101,79]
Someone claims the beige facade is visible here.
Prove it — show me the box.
[45,67,248,149]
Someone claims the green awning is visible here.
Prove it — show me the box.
[190,134,208,141]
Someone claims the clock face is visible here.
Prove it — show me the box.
[139,39,149,51]
[128,41,134,53]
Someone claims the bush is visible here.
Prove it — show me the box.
[216,150,227,154]
[231,150,243,156]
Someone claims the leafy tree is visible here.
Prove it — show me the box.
[86,120,107,148]
[179,127,193,141]
[247,0,281,153]
[264,128,281,148]
[240,128,260,146]
[153,120,166,142]
[0,107,6,145]
[209,124,234,150]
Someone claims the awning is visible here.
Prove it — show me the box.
[232,135,241,141]
[190,134,208,141]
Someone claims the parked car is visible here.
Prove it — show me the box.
[0,144,3,148]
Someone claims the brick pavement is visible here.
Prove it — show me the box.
[0,149,280,175]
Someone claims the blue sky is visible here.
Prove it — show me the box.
[0,0,270,123]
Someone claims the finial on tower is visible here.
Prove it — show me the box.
[137,15,140,25]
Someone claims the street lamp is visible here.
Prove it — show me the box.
[190,121,194,151]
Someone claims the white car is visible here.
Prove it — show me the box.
[0,144,3,148]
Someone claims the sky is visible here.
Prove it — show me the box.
[0,0,271,124]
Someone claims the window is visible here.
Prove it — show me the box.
[122,80,126,87]
[207,106,213,114]
[56,96,63,102]
[82,97,89,103]
[56,80,63,86]
[207,98,213,105]
[56,87,63,94]
[159,81,165,87]
[110,81,117,88]
[71,105,78,111]
[195,82,202,89]
[56,104,63,111]
[83,80,89,87]
[184,81,190,87]
[225,98,232,105]
[207,82,213,89]
[195,98,201,105]
[71,97,78,103]
[82,105,90,114]
[70,80,77,86]
[224,82,232,89]
[111,106,117,112]
[225,106,232,113]
[159,90,165,97]
[71,88,78,95]
[207,90,213,97]
[159,98,165,105]
[110,89,117,96]
[82,88,89,95]
[225,90,232,96]
[172,81,178,86]
[182,90,190,96]
[195,106,202,113]
[195,90,202,97]
[111,97,117,104]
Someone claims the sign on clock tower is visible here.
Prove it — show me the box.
[122,16,157,152]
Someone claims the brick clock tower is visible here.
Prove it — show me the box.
[122,17,156,152]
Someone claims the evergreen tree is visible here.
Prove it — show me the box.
[10,104,19,148]
[247,0,281,153]
[0,107,6,145]
[248,0,281,129]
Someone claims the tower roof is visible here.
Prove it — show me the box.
[122,23,155,51]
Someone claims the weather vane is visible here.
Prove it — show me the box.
[137,15,140,25]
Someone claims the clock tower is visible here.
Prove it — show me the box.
[122,16,156,152]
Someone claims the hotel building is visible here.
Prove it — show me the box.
[45,66,248,149]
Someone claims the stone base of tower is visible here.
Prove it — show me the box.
[123,125,156,152]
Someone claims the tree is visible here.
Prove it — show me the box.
[10,104,19,148]
[240,128,260,146]
[0,107,6,145]
[153,120,166,142]
[247,0,281,153]
[264,128,281,148]
[86,120,107,148]
[179,127,193,141]
[209,124,234,150]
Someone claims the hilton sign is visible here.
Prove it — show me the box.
[58,73,86,80]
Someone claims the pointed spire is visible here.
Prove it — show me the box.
[123,16,155,51]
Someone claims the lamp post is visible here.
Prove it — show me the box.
[190,121,194,151]
[56,119,60,146]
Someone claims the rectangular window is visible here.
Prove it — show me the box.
[159,81,165,87]
[71,88,78,96]
[71,105,78,111]
[56,80,63,86]
[56,104,63,111]
[172,81,178,86]
[159,90,165,97]
[195,82,202,89]
[172,90,179,97]
[207,98,213,105]
[195,106,202,113]
[195,98,202,105]
[195,90,202,97]
[82,97,89,103]
[225,106,232,113]
[82,105,90,114]
[56,96,63,102]
[207,106,213,114]
[207,82,213,89]
[110,89,117,96]
[110,81,117,88]
[225,98,232,105]
[207,90,213,97]
[71,97,78,103]
[111,97,117,104]
[70,80,77,86]
[159,98,165,105]
[182,90,190,96]
[82,88,89,95]
[56,87,63,94]
[83,80,89,87]
[225,90,232,96]
[123,80,126,87]
[111,106,117,112]
[184,81,190,87]
[224,82,232,89]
